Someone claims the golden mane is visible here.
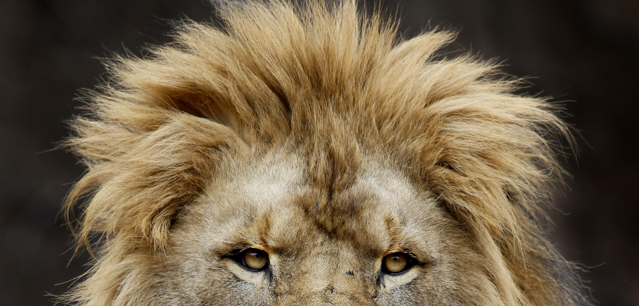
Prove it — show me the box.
[64,1,588,305]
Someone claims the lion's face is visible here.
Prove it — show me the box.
[155,153,493,305]
[63,1,589,305]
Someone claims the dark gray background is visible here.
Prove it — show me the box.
[1,0,637,305]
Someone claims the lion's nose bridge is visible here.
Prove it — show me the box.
[281,289,375,306]
[294,251,341,293]
[275,245,377,306]
[286,247,370,297]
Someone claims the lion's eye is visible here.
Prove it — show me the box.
[382,252,414,275]
[240,249,269,271]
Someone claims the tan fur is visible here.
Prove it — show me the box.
[63,1,589,305]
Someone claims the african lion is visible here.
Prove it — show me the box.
[63,1,589,305]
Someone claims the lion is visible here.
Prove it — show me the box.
[62,0,590,305]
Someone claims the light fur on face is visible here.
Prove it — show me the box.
[62,0,590,305]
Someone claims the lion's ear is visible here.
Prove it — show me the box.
[423,93,570,236]
[66,19,299,253]
[65,35,261,253]
[66,112,247,252]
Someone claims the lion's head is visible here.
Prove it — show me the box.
[63,1,589,305]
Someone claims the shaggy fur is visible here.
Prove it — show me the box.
[63,0,589,305]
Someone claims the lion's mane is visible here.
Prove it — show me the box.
[64,1,588,305]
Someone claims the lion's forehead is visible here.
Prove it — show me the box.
[192,152,438,261]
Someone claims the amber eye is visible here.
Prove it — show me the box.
[240,249,269,271]
[382,252,414,275]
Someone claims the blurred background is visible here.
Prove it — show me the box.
[1,0,637,305]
